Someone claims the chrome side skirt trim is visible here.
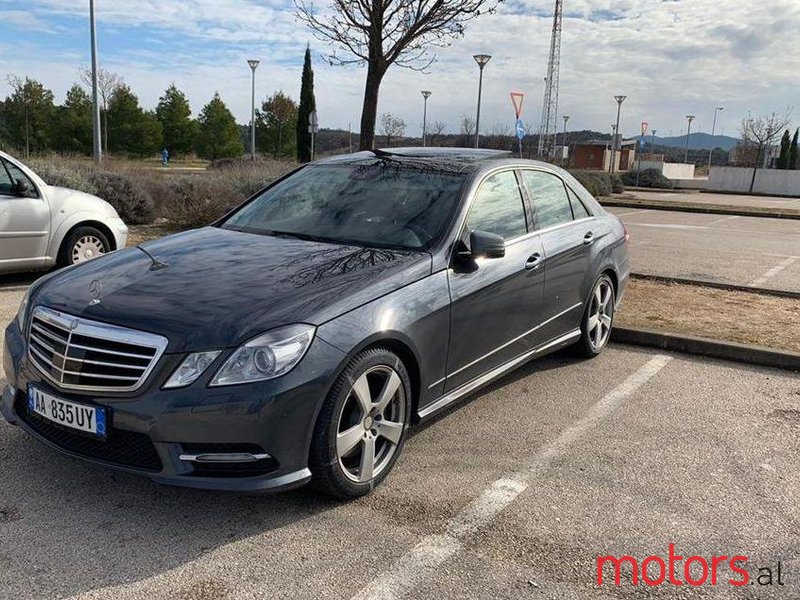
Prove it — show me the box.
[418,329,581,419]
[447,302,582,379]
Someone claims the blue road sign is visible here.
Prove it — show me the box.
[516,118,525,140]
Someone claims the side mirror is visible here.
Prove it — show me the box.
[12,179,30,197]
[469,230,505,259]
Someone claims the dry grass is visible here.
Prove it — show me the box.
[617,279,800,353]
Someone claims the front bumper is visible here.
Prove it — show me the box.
[2,320,346,492]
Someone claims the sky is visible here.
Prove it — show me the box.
[0,0,798,139]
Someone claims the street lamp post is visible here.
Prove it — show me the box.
[473,54,491,149]
[707,106,723,172]
[651,129,657,159]
[609,124,617,173]
[421,90,431,147]
[247,59,260,161]
[89,0,102,162]
[610,95,626,174]
[561,115,569,166]
[684,114,695,164]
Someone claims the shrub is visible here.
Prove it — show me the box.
[569,170,613,197]
[88,171,156,224]
[28,160,99,196]
[620,168,674,189]
[158,177,242,230]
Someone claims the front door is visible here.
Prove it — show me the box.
[0,157,50,270]
[445,170,545,392]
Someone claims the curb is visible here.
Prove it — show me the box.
[629,272,800,300]
[599,198,800,220]
[611,327,800,372]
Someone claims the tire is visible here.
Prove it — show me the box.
[309,347,412,499]
[57,226,111,268]
[575,274,615,358]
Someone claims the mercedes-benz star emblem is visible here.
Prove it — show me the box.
[88,280,103,306]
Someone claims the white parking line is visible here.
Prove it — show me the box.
[748,257,798,287]
[614,209,653,217]
[706,215,740,226]
[626,223,709,230]
[350,354,673,600]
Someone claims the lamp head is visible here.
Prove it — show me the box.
[247,59,260,71]
[473,54,492,68]
[421,90,431,99]
[614,95,627,104]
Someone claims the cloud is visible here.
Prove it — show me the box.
[1,0,798,139]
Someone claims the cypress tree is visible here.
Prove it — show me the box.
[789,128,799,170]
[296,45,316,162]
[776,129,791,169]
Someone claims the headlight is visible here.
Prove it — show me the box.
[16,289,30,330]
[210,324,315,387]
[163,351,221,389]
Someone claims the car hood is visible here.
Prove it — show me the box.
[33,227,432,352]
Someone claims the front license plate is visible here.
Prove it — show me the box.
[27,386,107,437]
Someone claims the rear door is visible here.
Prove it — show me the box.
[445,169,545,391]
[520,169,595,343]
[0,157,50,271]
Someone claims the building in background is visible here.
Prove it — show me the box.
[572,139,636,171]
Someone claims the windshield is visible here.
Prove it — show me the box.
[221,163,466,250]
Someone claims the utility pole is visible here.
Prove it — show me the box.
[707,106,723,172]
[89,0,102,162]
[610,96,626,173]
[247,59,260,161]
[651,129,657,159]
[561,115,569,166]
[684,114,695,164]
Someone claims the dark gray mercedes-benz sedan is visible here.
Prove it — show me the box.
[2,148,629,498]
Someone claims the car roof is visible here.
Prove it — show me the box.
[315,147,538,173]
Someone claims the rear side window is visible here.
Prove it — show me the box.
[466,171,527,240]
[567,186,591,219]
[521,170,573,229]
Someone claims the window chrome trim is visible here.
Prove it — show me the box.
[27,306,168,393]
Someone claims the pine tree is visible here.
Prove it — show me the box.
[776,129,791,169]
[156,84,197,156]
[195,93,243,160]
[789,128,799,170]
[54,84,93,154]
[296,45,316,162]
[3,76,56,157]
[107,84,163,156]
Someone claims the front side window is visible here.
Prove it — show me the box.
[465,171,527,240]
[522,170,573,229]
[0,159,38,198]
[222,163,466,250]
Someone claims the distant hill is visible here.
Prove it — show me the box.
[626,132,738,151]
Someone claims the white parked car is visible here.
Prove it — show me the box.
[0,151,128,274]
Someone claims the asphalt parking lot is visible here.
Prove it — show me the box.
[1,276,799,599]
[608,207,800,292]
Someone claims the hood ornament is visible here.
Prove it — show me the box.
[88,280,103,306]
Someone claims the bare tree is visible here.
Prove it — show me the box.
[740,112,792,193]
[295,0,499,150]
[379,113,406,146]
[430,120,447,146]
[459,114,475,147]
[80,67,123,154]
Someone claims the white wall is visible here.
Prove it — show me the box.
[709,167,800,196]
[636,160,696,180]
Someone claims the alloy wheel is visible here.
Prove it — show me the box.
[588,279,614,350]
[71,235,106,264]
[336,365,406,483]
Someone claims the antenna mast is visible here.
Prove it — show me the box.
[537,0,563,158]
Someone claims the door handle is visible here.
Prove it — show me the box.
[583,231,595,245]
[525,253,543,270]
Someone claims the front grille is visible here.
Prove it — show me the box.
[28,306,168,392]
[15,397,162,471]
